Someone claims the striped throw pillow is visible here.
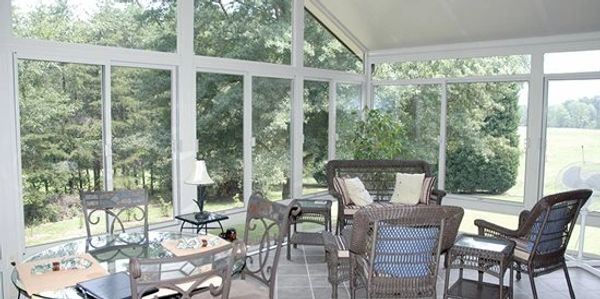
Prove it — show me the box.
[419,176,436,205]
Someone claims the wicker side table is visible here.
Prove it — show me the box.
[287,199,332,260]
[444,234,516,299]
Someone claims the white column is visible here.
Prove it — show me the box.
[243,74,253,204]
[177,0,198,214]
[524,52,545,209]
[328,80,336,160]
[290,0,305,198]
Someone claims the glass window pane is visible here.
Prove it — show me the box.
[252,77,292,200]
[374,84,441,171]
[194,0,291,64]
[335,83,361,159]
[304,10,362,73]
[303,80,328,195]
[545,50,600,74]
[446,81,528,202]
[197,72,244,211]
[18,59,103,246]
[544,79,600,212]
[373,55,531,80]
[112,66,173,225]
[12,0,177,52]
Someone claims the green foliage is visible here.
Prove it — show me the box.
[352,109,404,160]
[547,96,600,129]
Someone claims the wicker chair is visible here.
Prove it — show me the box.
[129,240,245,299]
[326,160,446,234]
[348,205,459,299]
[80,189,149,237]
[323,205,463,299]
[475,189,593,299]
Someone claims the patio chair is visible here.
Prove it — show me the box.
[475,189,593,299]
[80,189,149,238]
[326,159,446,234]
[129,240,244,299]
[323,205,463,298]
[217,193,297,299]
[348,205,451,299]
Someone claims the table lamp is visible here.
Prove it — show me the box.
[185,160,214,219]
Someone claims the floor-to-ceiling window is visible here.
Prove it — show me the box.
[303,80,329,195]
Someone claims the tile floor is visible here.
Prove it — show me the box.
[276,244,600,299]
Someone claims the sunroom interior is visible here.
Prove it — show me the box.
[1,0,600,298]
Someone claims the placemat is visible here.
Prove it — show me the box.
[16,253,108,296]
[161,234,229,256]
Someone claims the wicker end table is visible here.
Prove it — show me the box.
[444,234,516,299]
[287,199,332,260]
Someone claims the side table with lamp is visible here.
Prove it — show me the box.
[176,160,229,234]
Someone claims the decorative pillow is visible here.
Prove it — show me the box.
[419,176,437,205]
[333,177,372,207]
[390,173,425,205]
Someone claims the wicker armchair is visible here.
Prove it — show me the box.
[475,189,593,299]
[326,160,446,234]
[323,205,463,298]
[348,205,460,299]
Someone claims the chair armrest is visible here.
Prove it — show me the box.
[474,219,521,238]
[518,209,530,229]
[430,189,446,205]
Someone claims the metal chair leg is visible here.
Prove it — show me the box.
[528,273,538,299]
[563,265,576,299]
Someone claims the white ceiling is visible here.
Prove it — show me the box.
[312,0,600,53]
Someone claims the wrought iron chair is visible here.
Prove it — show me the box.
[348,205,451,299]
[80,189,149,238]
[129,240,245,299]
[326,160,446,234]
[475,189,593,299]
[233,193,297,299]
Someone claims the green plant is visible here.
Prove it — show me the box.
[352,109,405,159]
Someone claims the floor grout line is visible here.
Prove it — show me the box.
[302,245,317,299]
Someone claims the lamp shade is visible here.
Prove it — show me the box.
[185,160,214,185]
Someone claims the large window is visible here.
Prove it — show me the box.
[335,83,361,159]
[197,72,245,211]
[303,80,329,195]
[252,77,292,200]
[194,0,292,64]
[303,10,362,73]
[111,66,173,224]
[374,84,441,170]
[18,59,103,246]
[446,81,528,202]
[12,0,176,52]
[544,79,600,212]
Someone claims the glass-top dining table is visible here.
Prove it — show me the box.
[11,231,240,299]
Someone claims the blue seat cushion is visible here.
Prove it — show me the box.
[373,224,439,278]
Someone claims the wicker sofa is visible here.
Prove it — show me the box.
[325,159,447,234]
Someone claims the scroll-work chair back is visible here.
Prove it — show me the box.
[349,205,450,299]
[237,193,297,299]
[129,240,244,299]
[80,189,149,238]
[475,189,593,299]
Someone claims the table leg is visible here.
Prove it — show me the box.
[179,221,185,232]
[218,220,225,234]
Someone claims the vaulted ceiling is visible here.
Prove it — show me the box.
[308,0,600,55]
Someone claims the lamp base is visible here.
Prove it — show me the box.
[194,211,210,220]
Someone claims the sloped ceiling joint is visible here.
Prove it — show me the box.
[367,31,600,65]
[305,0,367,59]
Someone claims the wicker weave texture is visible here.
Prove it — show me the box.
[349,205,462,298]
